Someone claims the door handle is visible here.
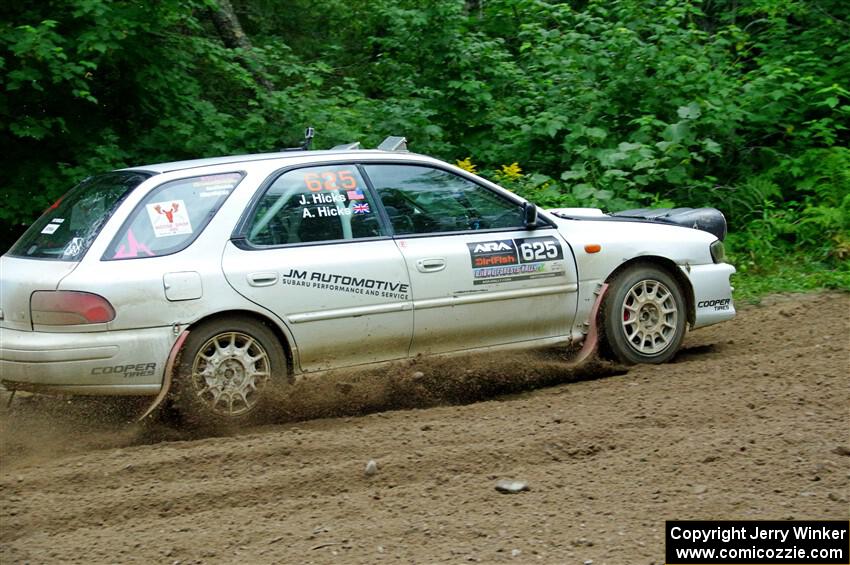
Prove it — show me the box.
[248,272,279,287]
[416,258,447,273]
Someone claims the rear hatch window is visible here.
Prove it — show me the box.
[7,171,151,261]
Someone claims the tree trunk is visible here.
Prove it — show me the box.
[208,0,274,91]
[208,0,251,50]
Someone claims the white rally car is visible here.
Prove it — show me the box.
[0,137,735,424]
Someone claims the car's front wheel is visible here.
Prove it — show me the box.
[601,264,687,365]
[171,316,287,426]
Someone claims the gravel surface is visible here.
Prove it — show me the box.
[1,292,848,564]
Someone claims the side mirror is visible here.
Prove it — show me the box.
[522,202,538,229]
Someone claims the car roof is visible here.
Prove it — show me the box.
[121,149,417,174]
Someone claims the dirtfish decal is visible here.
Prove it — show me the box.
[468,236,564,285]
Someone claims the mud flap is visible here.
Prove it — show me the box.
[138,330,189,421]
[566,283,608,367]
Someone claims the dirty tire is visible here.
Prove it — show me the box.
[172,316,286,427]
[601,264,687,365]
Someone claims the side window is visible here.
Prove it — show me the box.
[105,172,242,260]
[363,165,524,235]
[246,165,383,246]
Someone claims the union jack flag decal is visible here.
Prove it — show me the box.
[352,202,370,214]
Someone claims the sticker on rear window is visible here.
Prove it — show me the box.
[194,174,240,198]
[146,200,193,238]
[192,173,241,188]
[303,170,359,193]
[62,237,84,258]
[199,190,231,198]
[112,229,155,259]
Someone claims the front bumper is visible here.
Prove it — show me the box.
[683,263,737,329]
[0,326,176,395]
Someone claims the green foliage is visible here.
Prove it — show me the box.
[1,0,848,296]
[729,256,850,302]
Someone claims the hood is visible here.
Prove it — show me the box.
[548,206,727,241]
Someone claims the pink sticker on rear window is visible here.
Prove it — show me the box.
[112,229,155,259]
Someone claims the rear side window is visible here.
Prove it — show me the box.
[246,165,384,246]
[104,172,243,260]
[8,172,151,261]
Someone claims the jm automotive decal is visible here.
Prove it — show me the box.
[468,236,564,285]
[282,269,409,300]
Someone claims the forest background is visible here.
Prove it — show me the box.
[1,0,848,298]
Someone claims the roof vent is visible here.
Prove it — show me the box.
[377,136,408,152]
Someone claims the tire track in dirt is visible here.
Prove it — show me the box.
[1,292,847,564]
[0,402,621,543]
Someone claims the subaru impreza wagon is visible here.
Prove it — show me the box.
[0,137,735,424]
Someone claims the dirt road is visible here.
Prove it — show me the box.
[1,292,848,564]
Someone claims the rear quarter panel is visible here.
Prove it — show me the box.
[57,164,281,332]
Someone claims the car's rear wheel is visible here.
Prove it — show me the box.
[171,316,287,426]
[601,264,687,365]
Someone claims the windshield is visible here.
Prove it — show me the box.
[7,171,151,261]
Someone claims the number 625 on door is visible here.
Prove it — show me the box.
[515,236,564,263]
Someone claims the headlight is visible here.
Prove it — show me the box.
[710,240,726,264]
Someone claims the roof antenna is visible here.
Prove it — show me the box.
[302,126,315,150]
